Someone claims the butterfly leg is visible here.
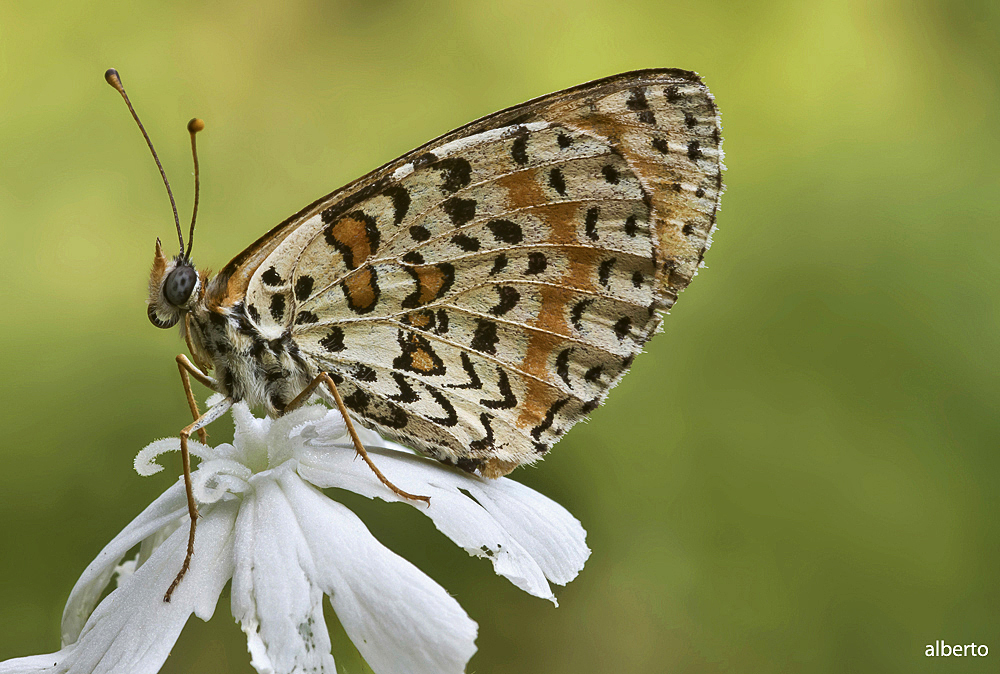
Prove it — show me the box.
[284,372,430,504]
[163,395,233,603]
[177,354,214,442]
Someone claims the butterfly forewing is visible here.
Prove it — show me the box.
[235,69,722,477]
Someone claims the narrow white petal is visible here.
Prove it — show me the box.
[61,482,188,643]
[230,469,336,674]
[0,651,69,674]
[298,444,589,601]
[133,438,211,477]
[3,502,237,674]
[190,458,253,503]
[278,470,477,674]
[463,478,590,586]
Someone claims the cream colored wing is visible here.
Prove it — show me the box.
[233,69,723,477]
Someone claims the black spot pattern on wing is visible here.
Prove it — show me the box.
[570,299,593,332]
[469,413,496,452]
[452,234,481,252]
[525,252,547,275]
[343,388,409,430]
[614,316,632,341]
[262,266,283,286]
[320,327,345,352]
[446,352,483,390]
[626,88,649,111]
[295,276,314,302]
[599,258,616,288]
[487,219,523,244]
[531,398,569,441]
[270,294,286,322]
[490,254,509,276]
[442,197,477,227]
[585,207,600,241]
[548,167,567,196]
[434,157,473,193]
[353,365,377,382]
[471,319,499,355]
[556,348,572,388]
[389,372,419,403]
[488,286,520,316]
[383,184,411,224]
[480,368,516,409]
[426,386,459,427]
[511,127,529,165]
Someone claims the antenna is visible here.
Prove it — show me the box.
[104,68,185,255]
[186,118,205,259]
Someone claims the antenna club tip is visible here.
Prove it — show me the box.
[104,68,124,92]
[187,118,205,134]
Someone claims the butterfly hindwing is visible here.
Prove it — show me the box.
[235,69,722,476]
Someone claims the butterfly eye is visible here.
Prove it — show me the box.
[164,265,197,306]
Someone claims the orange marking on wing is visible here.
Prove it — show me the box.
[566,114,623,145]
[410,348,438,373]
[516,377,561,430]
[515,290,571,429]
[534,285,573,336]
[564,246,602,292]
[533,202,580,244]
[497,171,546,210]
[413,266,447,305]
[481,458,520,479]
[344,267,377,310]
[407,310,434,329]
[329,214,374,269]
[514,247,601,429]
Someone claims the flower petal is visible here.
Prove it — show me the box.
[134,438,212,477]
[61,482,187,643]
[461,477,590,586]
[276,469,477,674]
[298,440,589,602]
[3,500,237,674]
[230,468,336,674]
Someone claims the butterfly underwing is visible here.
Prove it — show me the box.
[142,68,723,481]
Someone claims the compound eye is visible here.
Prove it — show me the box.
[164,265,197,306]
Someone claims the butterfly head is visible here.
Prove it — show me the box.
[148,239,202,329]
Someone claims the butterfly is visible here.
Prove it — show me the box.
[106,68,723,600]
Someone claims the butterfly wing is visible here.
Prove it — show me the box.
[228,68,723,477]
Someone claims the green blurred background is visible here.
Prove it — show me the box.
[1,0,997,672]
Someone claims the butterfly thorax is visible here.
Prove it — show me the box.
[185,292,314,417]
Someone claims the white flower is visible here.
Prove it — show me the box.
[0,403,589,674]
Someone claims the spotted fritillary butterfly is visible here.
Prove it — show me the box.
[107,68,723,599]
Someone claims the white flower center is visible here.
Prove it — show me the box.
[135,402,350,505]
